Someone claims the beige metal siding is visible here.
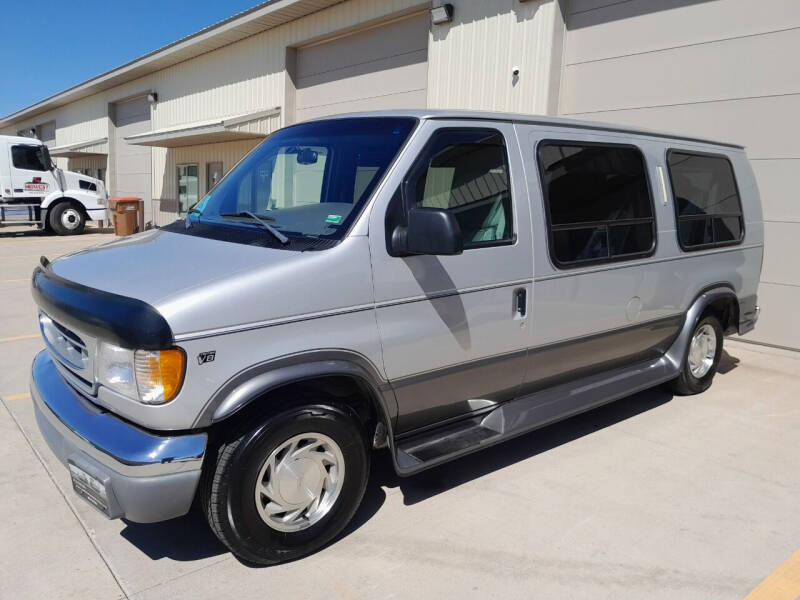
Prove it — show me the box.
[145,0,425,132]
[113,96,152,213]
[36,121,56,146]
[559,0,800,349]
[2,0,564,242]
[68,156,107,179]
[426,0,562,114]
[295,13,428,121]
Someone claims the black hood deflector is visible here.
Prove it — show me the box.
[32,258,173,350]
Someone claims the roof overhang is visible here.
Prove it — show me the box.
[124,108,281,148]
[48,137,109,157]
[0,0,343,127]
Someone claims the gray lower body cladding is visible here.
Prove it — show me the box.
[393,314,683,433]
[393,288,734,475]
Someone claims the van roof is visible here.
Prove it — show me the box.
[311,109,745,150]
[0,134,44,145]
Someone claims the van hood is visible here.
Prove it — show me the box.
[49,228,373,337]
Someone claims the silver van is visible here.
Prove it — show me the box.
[30,111,762,564]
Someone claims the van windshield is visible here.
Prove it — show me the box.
[188,117,416,243]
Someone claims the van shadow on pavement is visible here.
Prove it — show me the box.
[118,349,741,564]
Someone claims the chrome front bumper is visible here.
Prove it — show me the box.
[30,350,207,523]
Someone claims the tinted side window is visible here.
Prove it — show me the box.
[667,151,743,250]
[410,129,513,248]
[12,145,48,171]
[537,142,655,267]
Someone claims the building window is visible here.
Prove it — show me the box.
[537,141,655,267]
[97,168,106,183]
[177,164,199,214]
[667,150,744,250]
[11,145,48,171]
[408,129,513,249]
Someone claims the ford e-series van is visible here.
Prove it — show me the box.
[30,111,762,564]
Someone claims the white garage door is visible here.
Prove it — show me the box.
[295,12,428,122]
[114,96,152,211]
[559,0,800,350]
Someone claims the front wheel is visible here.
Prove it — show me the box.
[669,315,724,395]
[202,404,369,564]
[48,202,86,235]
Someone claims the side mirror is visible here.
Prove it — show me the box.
[392,208,463,256]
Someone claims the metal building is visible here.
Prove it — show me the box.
[0,0,795,350]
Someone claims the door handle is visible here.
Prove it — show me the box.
[515,288,527,318]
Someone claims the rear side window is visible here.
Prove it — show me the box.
[11,145,48,171]
[537,142,655,267]
[408,129,513,248]
[667,151,744,250]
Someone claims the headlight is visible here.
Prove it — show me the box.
[97,342,185,404]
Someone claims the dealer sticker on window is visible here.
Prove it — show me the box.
[325,214,343,224]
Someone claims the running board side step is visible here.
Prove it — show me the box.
[393,355,679,476]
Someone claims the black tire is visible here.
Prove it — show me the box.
[669,315,724,395]
[48,202,86,235]
[202,404,369,565]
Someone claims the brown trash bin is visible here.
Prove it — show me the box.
[109,197,144,236]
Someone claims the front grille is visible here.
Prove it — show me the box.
[39,313,97,394]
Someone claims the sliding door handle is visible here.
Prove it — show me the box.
[515,288,527,318]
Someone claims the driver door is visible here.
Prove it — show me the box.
[9,143,54,199]
[369,120,533,434]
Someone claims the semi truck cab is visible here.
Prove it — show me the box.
[0,135,107,234]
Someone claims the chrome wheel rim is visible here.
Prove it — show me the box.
[688,323,717,378]
[254,432,345,532]
[60,207,81,230]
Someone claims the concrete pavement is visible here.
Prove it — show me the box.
[1,224,798,599]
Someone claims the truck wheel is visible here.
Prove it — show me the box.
[202,404,369,564]
[48,202,86,235]
[669,315,723,395]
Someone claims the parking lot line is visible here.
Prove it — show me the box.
[744,548,800,600]
[0,333,39,343]
[1,393,30,402]
[0,395,131,598]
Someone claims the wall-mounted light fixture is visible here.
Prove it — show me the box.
[147,92,158,104]
[431,3,454,25]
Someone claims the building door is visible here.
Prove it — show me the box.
[295,12,428,122]
[113,96,152,217]
[206,161,223,193]
[177,164,199,214]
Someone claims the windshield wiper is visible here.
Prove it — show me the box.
[220,211,289,245]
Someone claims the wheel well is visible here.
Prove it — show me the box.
[211,374,381,444]
[702,295,739,335]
